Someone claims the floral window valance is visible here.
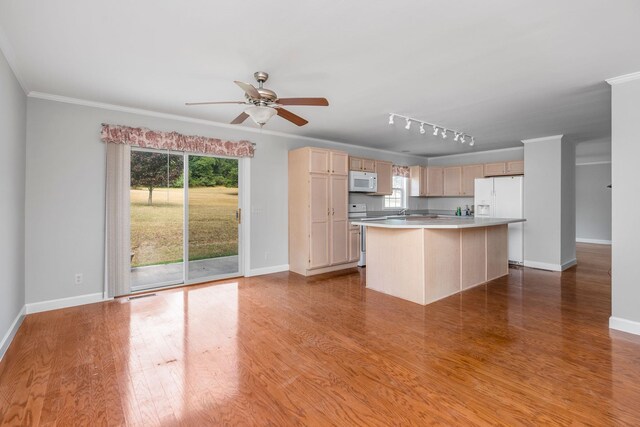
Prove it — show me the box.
[392,165,410,178]
[100,124,255,158]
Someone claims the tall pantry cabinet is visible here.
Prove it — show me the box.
[289,147,354,276]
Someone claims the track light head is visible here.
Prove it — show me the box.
[405,119,411,130]
[432,125,438,136]
[419,123,426,134]
[461,135,466,143]
[469,137,475,146]
[442,129,448,139]
[388,114,394,125]
[454,133,459,141]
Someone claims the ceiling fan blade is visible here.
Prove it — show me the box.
[276,108,309,126]
[276,97,329,106]
[185,101,245,106]
[230,112,249,124]
[234,81,261,99]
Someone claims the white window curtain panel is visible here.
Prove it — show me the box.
[105,143,131,297]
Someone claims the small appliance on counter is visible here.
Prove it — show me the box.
[348,203,368,267]
[349,171,377,193]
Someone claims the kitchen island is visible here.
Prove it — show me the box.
[351,216,526,305]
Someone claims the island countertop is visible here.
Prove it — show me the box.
[351,216,525,229]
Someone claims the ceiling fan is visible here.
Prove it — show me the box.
[185,71,329,127]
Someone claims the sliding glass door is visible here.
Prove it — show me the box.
[130,149,241,291]
[187,155,240,282]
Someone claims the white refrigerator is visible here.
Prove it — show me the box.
[474,176,524,264]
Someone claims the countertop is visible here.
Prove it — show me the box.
[350,216,525,229]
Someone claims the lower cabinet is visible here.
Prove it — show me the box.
[348,225,361,263]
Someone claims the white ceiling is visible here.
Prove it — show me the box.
[1,0,638,156]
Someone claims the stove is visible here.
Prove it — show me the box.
[348,203,367,219]
[348,204,367,267]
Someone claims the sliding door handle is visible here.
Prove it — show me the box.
[236,208,242,224]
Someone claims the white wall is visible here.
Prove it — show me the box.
[24,96,427,305]
[522,136,576,270]
[560,140,576,264]
[576,163,611,243]
[426,147,524,212]
[609,75,640,333]
[0,47,26,357]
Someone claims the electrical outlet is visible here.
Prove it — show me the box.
[75,273,83,285]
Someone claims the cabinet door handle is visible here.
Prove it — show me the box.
[332,207,335,216]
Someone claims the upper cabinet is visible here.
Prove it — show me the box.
[409,160,522,197]
[349,157,376,172]
[309,148,330,174]
[506,160,524,175]
[409,166,427,197]
[443,166,462,196]
[461,164,484,196]
[426,167,444,196]
[330,151,349,175]
[372,160,393,195]
[484,160,524,177]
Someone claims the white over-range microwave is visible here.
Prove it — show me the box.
[349,171,378,193]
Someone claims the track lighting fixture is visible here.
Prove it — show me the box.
[387,113,476,148]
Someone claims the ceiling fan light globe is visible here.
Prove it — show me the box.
[244,106,277,126]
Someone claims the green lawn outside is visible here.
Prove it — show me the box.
[130,186,238,267]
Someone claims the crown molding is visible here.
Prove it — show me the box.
[576,160,611,166]
[427,145,523,161]
[521,135,564,144]
[0,24,28,94]
[27,91,430,162]
[606,72,640,86]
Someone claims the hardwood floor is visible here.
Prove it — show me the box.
[2,243,640,425]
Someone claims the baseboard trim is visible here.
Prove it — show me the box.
[26,292,106,314]
[561,258,578,270]
[524,259,577,271]
[246,264,290,277]
[0,305,26,361]
[576,238,612,245]
[610,316,640,336]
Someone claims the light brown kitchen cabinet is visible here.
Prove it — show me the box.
[330,151,349,175]
[308,174,330,268]
[330,175,349,265]
[484,161,524,177]
[372,160,393,195]
[426,167,444,196]
[443,166,462,196]
[348,224,361,263]
[349,157,376,172]
[484,162,506,176]
[309,148,330,174]
[461,164,484,196]
[289,147,354,276]
[506,160,524,175]
[409,166,427,197]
